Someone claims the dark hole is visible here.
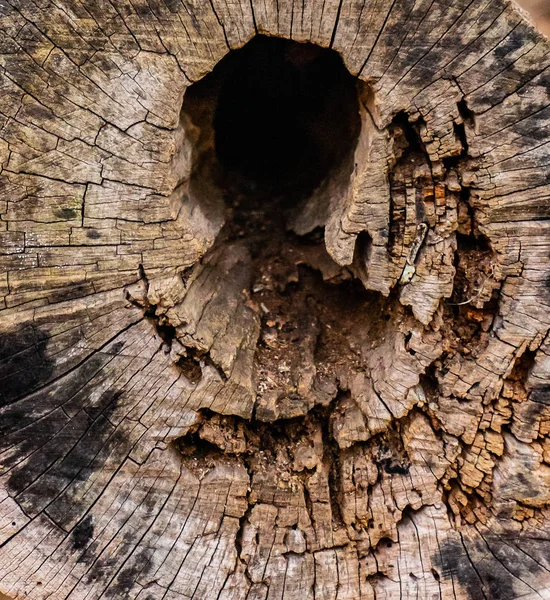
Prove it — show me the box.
[156,323,176,346]
[183,35,361,202]
[177,353,203,384]
[456,231,491,253]
[404,331,416,355]
[352,230,372,283]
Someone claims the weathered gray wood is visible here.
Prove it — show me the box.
[1,1,550,599]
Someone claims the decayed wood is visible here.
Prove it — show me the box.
[1,1,550,599]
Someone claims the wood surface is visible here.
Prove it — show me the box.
[1,1,550,598]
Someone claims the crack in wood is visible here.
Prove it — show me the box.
[2,2,550,598]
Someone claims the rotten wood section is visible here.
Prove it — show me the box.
[1,1,550,599]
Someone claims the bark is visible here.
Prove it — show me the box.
[1,1,550,599]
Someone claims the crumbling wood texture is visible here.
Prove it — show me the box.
[1,1,550,599]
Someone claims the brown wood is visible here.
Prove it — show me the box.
[1,1,550,598]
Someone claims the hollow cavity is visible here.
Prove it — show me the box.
[182,35,361,203]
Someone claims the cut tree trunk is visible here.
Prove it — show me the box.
[1,1,550,599]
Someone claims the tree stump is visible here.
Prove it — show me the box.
[1,1,550,598]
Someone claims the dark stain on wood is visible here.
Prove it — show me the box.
[54,208,78,220]
[433,537,488,599]
[0,328,55,406]
[531,384,550,405]
[71,514,94,550]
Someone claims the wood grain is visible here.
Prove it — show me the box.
[1,1,550,599]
